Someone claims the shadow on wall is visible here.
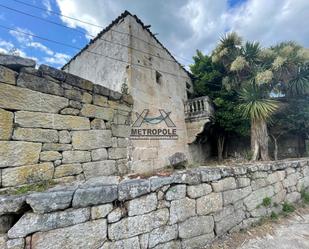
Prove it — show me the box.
[190,132,307,163]
[225,134,306,161]
[189,141,213,164]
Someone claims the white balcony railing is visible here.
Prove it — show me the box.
[185,96,213,120]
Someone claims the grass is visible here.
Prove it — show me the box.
[262,197,272,207]
[282,202,295,213]
[248,193,309,234]
[256,197,272,209]
[1,180,56,196]
[270,211,279,220]
[301,189,309,204]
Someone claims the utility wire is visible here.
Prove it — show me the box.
[0,24,220,87]
[0,20,222,88]
[12,0,194,63]
[13,0,105,29]
[0,24,194,81]
[0,26,223,88]
[0,3,184,65]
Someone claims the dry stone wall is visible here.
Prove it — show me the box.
[0,158,308,249]
[0,54,133,190]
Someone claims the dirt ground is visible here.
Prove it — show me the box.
[206,206,309,249]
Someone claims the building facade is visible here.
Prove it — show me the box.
[63,11,212,173]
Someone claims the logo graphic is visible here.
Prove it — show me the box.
[131,109,178,140]
[132,109,176,127]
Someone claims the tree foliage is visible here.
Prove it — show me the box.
[190,49,250,161]
[190,50,249,137]
[213,91,249,137]
[238,84,279,121]
[190,50,223,98]
[211,33,309,160]
[191,32,309,161]
[271,97,309,137]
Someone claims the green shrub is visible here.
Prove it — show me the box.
[262,197,272,207]
[282,202,295,213]
[270,211,278,220]
[301,189,309,204]
[244,151,253,161]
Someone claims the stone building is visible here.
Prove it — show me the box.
[63,11,213,173]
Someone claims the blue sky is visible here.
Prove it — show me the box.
[0,0,308,69]
[0,0,88,67]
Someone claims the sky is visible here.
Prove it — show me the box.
[0,0,308,69]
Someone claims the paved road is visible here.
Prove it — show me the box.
[239,212,309,249]
[207,207,309,249]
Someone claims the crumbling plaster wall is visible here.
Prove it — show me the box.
[127,15,193,172]
[63,14,194,173]
[63,17,130,93]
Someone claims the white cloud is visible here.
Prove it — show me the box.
[226,0,309,48]
[0,48,7,54]
[178,0,309,59]
[55,0,103,37]
[44,52,71,65]
[29,42,54,55]
[9,27,56,56]
[9,27,33,44]
[0,39,14,53]
[13,49,27,58]
[176,0,228,58]
[49,0,309,67]
[42,0,53,17]
[43,0,52,12]
[9,48,38,62]
[0,38,39,62]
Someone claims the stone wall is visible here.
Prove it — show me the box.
[0,54,133,190]
[0,158,308,249]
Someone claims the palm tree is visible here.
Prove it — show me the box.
[212,34,308,161]
[239,84,279,160]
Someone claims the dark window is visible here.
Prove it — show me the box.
[186,82,191,89]
[187,90,193,99]
[156,71,162,84]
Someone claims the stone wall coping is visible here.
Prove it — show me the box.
[1,158,308,216]
[0,54,133,105]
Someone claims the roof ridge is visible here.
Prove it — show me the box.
[62,11,191,78]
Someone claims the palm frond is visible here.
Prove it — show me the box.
[243,41,261,64]
[287,64,309,95]
[271,41,301,53]
[219,32,242,49]
[239,84,279,121]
